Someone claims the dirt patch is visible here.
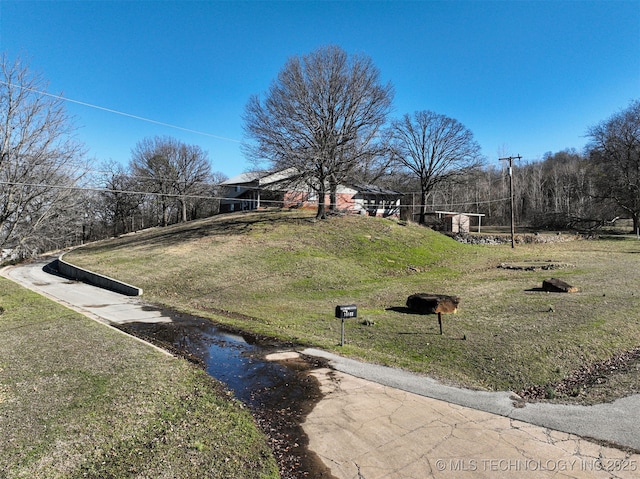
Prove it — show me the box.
[519,346,640,404]
[497,261,575,271]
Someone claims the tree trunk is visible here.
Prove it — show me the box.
[316,183,327,219]
[329,176,338,211]
[161,196,169,227]
[418,189,429,225]
[180,196,187,222]
[329,188,337,212]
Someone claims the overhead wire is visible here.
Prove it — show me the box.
[0,180,511,210]
[0,80,242,143]
[0,82,525,212]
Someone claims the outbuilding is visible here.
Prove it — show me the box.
[435,211,485,233]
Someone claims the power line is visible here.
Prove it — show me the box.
[0,180,221,201]
[0,180,511,210]
[0,80,242,143]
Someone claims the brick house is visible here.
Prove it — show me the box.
[220,169,402,217]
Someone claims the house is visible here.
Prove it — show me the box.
[350,184,403,217]
[219,170,290,213]
[220,169,402,217]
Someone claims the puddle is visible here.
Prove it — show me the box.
[115,310,335,479]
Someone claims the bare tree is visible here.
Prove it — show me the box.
[190,170,227,219]
[389,110,483,224]
[131,138,177,226]
[130,136,212,225]
[0,55,87,257]
[173,142,212,222]
[426,149,608,230]
[243,45,393,219]
[524,149,602,229]
[97,160,144,236]
[587,99,640,232]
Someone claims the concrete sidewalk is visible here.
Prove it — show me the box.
[1,257,170,326]
[301,348,640,478]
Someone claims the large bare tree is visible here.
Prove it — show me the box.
[587,99,640,232]
[0,55,86,257]
[389,110,483,224]
[130,136,212,225]
[243,45,393,219]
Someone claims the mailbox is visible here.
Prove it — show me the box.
[335,304,357,319]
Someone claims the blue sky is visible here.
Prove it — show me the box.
[1,0,638,179]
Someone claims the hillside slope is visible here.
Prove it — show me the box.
[67,210,640,398]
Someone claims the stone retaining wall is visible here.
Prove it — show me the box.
[449,232,583,245]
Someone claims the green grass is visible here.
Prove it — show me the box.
[66,209,640,395]
[0,277,279,479]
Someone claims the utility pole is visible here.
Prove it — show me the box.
[499,155,522,248]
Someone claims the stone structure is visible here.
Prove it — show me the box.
[406,293,460,335]
[542,278,578,293]
[406,293,460,314]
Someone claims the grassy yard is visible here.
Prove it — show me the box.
[66,209,640,401]
[0,277,279,479]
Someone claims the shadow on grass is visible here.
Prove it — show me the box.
[385,306,423,315]
[76,210,313,255]
[385,306,466,339]
[598,234,639,241]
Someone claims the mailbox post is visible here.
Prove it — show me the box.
[335,304,357,346]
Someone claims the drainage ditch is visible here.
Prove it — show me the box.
[115,311,336,479]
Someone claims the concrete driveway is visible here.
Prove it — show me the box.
[300,352,640,479]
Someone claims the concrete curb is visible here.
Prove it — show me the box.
[57,251,143,296]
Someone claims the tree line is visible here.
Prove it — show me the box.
[0,54,227,258]
[244,45,639,231]
[1,48,639,259]
[420,149,605,231]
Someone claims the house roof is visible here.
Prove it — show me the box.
[352,184,403,197]
[220,171,263,185]
[221,168,300,187]
[221,169,402,197]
